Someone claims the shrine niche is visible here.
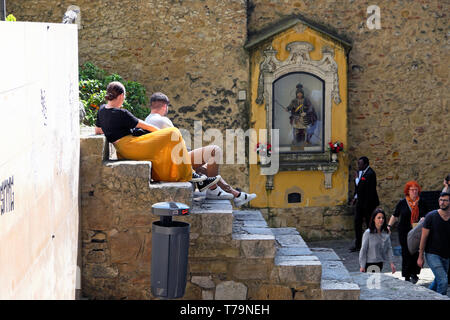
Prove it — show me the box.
[247,15,352,209]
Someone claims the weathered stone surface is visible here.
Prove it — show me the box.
[200,213,233,236]
[275,235,308,248]
[230,260,272,280]
[274,261,322,284]
[252,284,293,300]
[215,281,247,300]
[276,247,313,256]
[109,231,142,264]
[191,276,216,289]
[350,272,450,300]
[240,238,276,258]
[321,280,360,300]
[202,290,214,300]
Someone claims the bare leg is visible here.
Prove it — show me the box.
[189,145,240,195]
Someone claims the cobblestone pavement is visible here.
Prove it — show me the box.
[307,231,450,300]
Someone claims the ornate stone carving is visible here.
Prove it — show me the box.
[256,42,341,106]
[257,40,343,189]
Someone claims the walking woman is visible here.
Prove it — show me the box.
[94,81,218,187]
[387,181,429,283]
[359,208,396,274]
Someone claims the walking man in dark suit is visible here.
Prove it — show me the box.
[349,156,380,252]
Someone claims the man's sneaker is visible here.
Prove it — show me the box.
[206,186,234,200]
[196,175,221,192]
[233,192,257,207]
[191,171,207,183]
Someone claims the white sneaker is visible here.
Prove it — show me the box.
[233,192,257,207]
[206,186,234,200]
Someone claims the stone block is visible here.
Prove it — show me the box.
[189,259,228,274]
[252,284,293,300]
[191,276,216,289]
[84,264,119,279]
[270,227,299,236]
[230,260,272,280]
[323,215,353,231]
[215,281,247,300]
[276,247,313,256]
[233,210,265,221]
[109,231,142,264]
[201,213,233,236]
[298,210,324,227]
[275,234,308,248]
[274,261,322,284]
[202,290,214,300]
[321,280,360,300]
[239,238,276,258]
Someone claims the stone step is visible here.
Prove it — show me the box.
[273,230,322,286]
[232,210,276,259]
[310,248,360,300]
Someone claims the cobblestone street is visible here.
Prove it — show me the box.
[307,231,450,300]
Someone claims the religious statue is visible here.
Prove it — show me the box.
[283,83,317,145]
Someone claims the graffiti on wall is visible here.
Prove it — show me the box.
[0,175,14,215]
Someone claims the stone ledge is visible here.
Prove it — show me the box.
[350,272,450,300]
[311,248,360,300]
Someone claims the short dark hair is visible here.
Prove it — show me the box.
[150,92,170,104]
[369,208,388,234]
[445,174,450,182]
[440,192,450,198]
[359,156,369,166]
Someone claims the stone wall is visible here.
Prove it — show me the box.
[80,135,193,299]
[79,135,325,300]
[8,0,250,192]
[261,206,354,241]
[247,0,449,213]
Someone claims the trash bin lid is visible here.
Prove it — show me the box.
[152,202,190,216]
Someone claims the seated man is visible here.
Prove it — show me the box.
[145,92,256,207]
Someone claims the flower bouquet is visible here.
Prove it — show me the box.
[328,141,343,162]
[328,141,344,153]
[256,142,272,157]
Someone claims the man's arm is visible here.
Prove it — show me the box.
[417,227,430,268]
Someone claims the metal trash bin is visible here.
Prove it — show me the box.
[151,202,190,299]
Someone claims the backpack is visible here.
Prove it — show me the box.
[407,210,436,255]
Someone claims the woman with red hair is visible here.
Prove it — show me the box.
[388,181,429,283]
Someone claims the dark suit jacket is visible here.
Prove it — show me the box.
[355,167,380,213]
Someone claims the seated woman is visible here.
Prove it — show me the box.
[94,81,219,190]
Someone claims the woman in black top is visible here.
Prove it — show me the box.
[94,81,194,182]
[388,181,429,283]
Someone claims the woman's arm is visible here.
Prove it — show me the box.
[95,126,104,135]
[387,215,397,233]
[136,120,159,132]
[359,231,369,272]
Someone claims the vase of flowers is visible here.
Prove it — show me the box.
[256,142,272,165]
[328,141,343,162]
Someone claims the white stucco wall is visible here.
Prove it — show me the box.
[0,22,79,299]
